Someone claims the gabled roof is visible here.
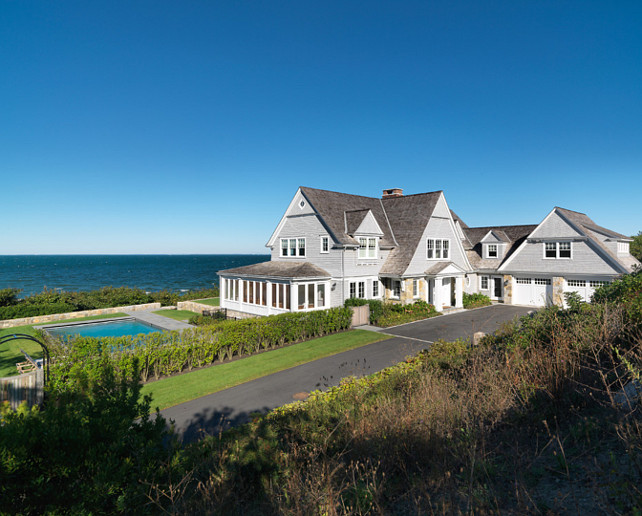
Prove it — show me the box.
[219,261,331,279]
[299,187,396,248]
[463,224,537,272]
[378,191,443,275]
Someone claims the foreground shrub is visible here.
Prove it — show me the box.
[463,292,492,309]
[46,307,353,383]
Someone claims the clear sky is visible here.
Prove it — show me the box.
[2,1,641,254]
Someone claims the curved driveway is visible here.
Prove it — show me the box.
[161,304,533,442]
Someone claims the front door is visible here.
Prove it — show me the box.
[493,277,503,299]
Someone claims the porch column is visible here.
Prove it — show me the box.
[238,280,244,307]
[290,283,297,312]
[433,277,443,312]
[220,278,226,304]
[454,276,463,308]
[266,281,272,312]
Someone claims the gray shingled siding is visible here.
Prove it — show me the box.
[354,211,384,235]
[503,240,621,275]
[530,211,583,238]
[464,273,478,295]
[405,216,469,276]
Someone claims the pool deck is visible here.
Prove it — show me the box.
[124,308,193,332]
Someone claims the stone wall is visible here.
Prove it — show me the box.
[0,303,162,329]
[176,300,223,314]
[503,275,513,305]
[552,276,565,307]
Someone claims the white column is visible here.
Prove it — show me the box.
[220,278,226,305]
[433,277,443,312]
[455,276,463,308]
[238,280,244,307]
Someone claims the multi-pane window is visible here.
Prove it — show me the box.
[240,280,268,306]
[372,280,379,297]
[516,278,531,284]
[427,239,450,259]
[280,238,306,257]
[618,242,630,254]
[349,282,356,298]
[590,280,608,288]
[358,237,378,259]
[534,278,551,285]
[320,236,329,253]
[487,244,498,258]
[317,284,326,307]
[480,276,489,290]
[544,241,571,259]
[391,280,401,298]
[567,279,585,287]
[413,279,419,298]
[358,281,365,298]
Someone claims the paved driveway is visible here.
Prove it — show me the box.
[381,304,534,343]
[160,304,534,442]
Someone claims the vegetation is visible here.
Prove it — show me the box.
[44,307,353,384]
[142,330,389,410]
[194,297,220,307]
[631,231,642,261]
[0,286,220,321]
[462,291,492,309]
[344,298,439,327]
[152,309,199,321]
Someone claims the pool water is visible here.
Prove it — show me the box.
[46,319,162,339]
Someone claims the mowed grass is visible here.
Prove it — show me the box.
[194,297,219,307]
[142,329,389,410]
[153,309,199,321]
[0,313,129,377]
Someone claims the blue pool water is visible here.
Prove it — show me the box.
[46,319,162,339]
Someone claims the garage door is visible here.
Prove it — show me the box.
[564,279,610,304]
[513,277,553,307]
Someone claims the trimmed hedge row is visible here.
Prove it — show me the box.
[46,307,353,385]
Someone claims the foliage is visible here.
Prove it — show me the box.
[631,231,642,261]
[343,298,436,326]
[46,307,353,384]
[0,356,181,514]
[344,297,369,307]
[0,286,221,320]
[463,292,492,309]
[189,311,228,326]
[592,268,642,322]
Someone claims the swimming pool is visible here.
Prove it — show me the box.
[45,318,163,339]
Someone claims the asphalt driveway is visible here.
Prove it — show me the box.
[160,304,534,442]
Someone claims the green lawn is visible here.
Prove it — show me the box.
[152,309,199,322]
[193,297,219,307]
[142,329,389,410]
[0,313,129,377]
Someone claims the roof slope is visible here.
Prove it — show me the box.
[379,191,442,275]
[220,261,331,279]
[299,187,396,247]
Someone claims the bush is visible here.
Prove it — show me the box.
[592,268,642,322]
[0,288,20,307]
[462,292,492,309]
[0,302,77,320]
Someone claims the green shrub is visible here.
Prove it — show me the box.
[0,302,77,320]
[0,288,20,307]
[592,268,642,322]
[344,297,369,307]
[462,292,492,309]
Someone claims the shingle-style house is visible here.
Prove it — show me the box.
[218,187,639,316]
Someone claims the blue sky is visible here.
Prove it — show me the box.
[2,1,641,254]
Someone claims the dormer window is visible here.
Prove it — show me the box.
[487,244,498,258]
[618,242,630,255]
[544,241,571,259]
[358,237,377,259]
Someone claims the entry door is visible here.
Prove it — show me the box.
[493,277,502,299]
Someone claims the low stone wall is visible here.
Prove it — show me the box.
[176,300,223,314]
[0,303,162,329]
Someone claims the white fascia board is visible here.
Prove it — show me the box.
[266,188,304,248]
[440,192,474,272]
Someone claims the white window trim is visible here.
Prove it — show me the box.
[427,238,451,260]
[357,237,378,259]
[295,281,328,311]
[480,275,489,290]
[320,236,329,254]
[543,241,572,260]
[280,237,306,258]
[372,279,380,298]
[486,244,498,259]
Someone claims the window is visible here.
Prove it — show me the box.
[358,281,365,298]
[298,285,306,310]
[320,236,329,253]
[358,237,378,259]
[487,244,498,258]
[317,284,326,307]
[534,278,551,285]
[427,239,450,259]
[590,280,608,288]
[280,238,306,257]
[516,278,531,284]
[349,282,356,298]
[372,280,379,297]
[393,280,401,298]
[413,279,419,298]
[618,242,630,254]
[567,279,585,287]
[308,284,315,309]
[480,276,489,290]
[544,241,572,259]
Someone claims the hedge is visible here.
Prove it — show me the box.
[46,307,353,385]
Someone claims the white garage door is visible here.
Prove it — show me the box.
[514,277,553,307]
[564,279,610,304]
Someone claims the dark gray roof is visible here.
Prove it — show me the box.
[219,261,331,279]
[300,187,396,247]
[463,224,537,272]
[379,191,442,275]
[345,209,370,235]
[450,210,468,228]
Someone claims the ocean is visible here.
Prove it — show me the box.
[0,255,270,297]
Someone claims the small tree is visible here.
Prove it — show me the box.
[631,231,642,261]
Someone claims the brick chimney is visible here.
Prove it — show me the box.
[382,188,403,199]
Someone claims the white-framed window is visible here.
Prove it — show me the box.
[590,280,608,288]
[618,242,630,255]
[412,279,419,298]
[465,275,471,288]
[516,277,531,284]
[372,280,379,297]
[320,236,329,253]
[280,238,306,257]
[487,244,498,258]
[295,281,327,310]
[390,279,401,299]
[544,241,572,259]
[567,279,585,287]
[358,237,378,259]
[480,276,489,290]
[534,278,551,285]
[349,282,356,298]
[358,281,365,298]
[427,239,450,259]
